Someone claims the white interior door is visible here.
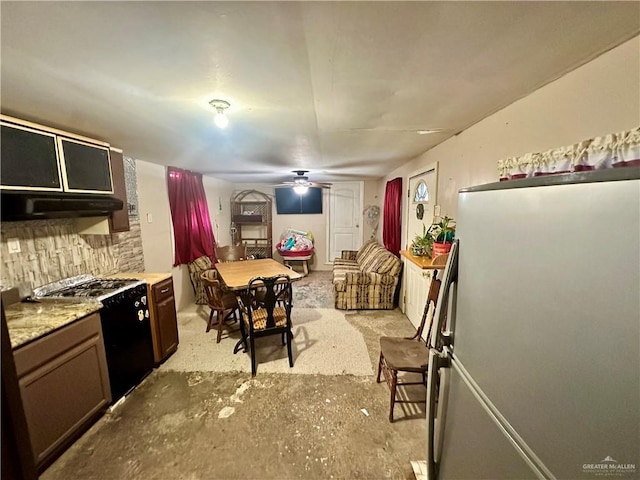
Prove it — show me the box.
[328,182,363,263]
[401,163,438,325]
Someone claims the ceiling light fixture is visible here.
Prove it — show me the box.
[209,99,230,129]
[416,129,443,135]
[293,185,309,195]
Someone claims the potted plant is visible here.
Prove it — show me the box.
[411,224,434,257]
[428,215,456,257]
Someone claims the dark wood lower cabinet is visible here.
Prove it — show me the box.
[2,303,38,480]
[149,278,179,364]
[12,313,111,472]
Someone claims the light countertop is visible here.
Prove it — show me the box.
[6,273,172,349]
[400,250,448,269]
[5,299,103,349]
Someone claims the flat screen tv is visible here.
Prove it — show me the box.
[275,187,323,214]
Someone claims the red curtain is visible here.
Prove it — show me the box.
[167,167,217,266]
[382,177,403,256]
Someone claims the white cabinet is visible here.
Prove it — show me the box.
[402,258,435,336]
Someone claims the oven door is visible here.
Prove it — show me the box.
[100,286,154,403]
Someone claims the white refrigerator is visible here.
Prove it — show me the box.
[425,168,639,479]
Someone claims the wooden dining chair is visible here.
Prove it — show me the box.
[235,274,294,376]
[376,265,444,422]
[215,244,249,263]
[200,270,239,342]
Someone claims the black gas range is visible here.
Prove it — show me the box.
[33,275,154,404]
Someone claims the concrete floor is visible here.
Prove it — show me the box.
[42,275,428,480]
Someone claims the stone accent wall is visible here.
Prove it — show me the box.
[1,219,113,288]
[113,220,145,273]
[123,156,139,221]
[0,219,146,289]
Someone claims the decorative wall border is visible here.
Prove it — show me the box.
[498,126,640,181]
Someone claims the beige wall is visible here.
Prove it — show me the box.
[135,160,234,311]
[362,180,381,242]
[232,181,379,270]
[381,35,640,252]
[204,176,234,247]
[232,184,329,270]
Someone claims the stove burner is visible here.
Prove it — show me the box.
[39,277,144,301]
[80,279,139,290]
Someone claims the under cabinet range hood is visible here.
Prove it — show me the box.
[0,190,123,221]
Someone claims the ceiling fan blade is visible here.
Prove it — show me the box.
[271,181,331,189]
[308,182,332,189]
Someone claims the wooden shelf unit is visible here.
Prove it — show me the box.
[230,190,272,259]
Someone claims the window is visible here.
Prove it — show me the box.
[413,181,429,202]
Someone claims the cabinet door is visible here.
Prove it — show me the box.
[13,314,110,470]
[403,260,433,335]
[156,296,179,361]
[58,137,113,193]
[108,149,130,232]
[0,121,62,191]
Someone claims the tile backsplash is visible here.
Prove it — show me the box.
[0,219,145,290]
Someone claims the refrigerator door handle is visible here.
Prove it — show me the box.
[426,348,451,480]
[430,240,459,352]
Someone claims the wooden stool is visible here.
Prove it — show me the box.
[282,254,312,276]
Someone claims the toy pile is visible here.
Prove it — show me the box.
[276,228,314,257]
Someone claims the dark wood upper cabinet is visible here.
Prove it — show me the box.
[58,137,113,193]
[108,149,130,233]
[0,120,62,191]
[0,115,113,196]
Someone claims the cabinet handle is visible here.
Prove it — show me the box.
[160,288,169,293]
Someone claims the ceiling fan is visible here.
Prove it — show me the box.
[274,170,332,190]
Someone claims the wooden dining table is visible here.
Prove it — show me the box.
[214,258,303,291]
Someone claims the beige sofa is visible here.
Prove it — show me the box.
[333,240,402,310]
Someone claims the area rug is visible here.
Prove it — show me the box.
[161,306,373,376]
[292,271,334,309]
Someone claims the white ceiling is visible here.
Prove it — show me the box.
[1,2,638,185]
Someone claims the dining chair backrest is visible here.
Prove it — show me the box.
[235,273,295,376]
[239,274,292,331]
[200,270,227,309]
[200,269,239,340]
[414,271,442,344]
[216,245,248,263]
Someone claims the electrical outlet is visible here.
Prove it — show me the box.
[7,238,21,254]
[146,213,153,223]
